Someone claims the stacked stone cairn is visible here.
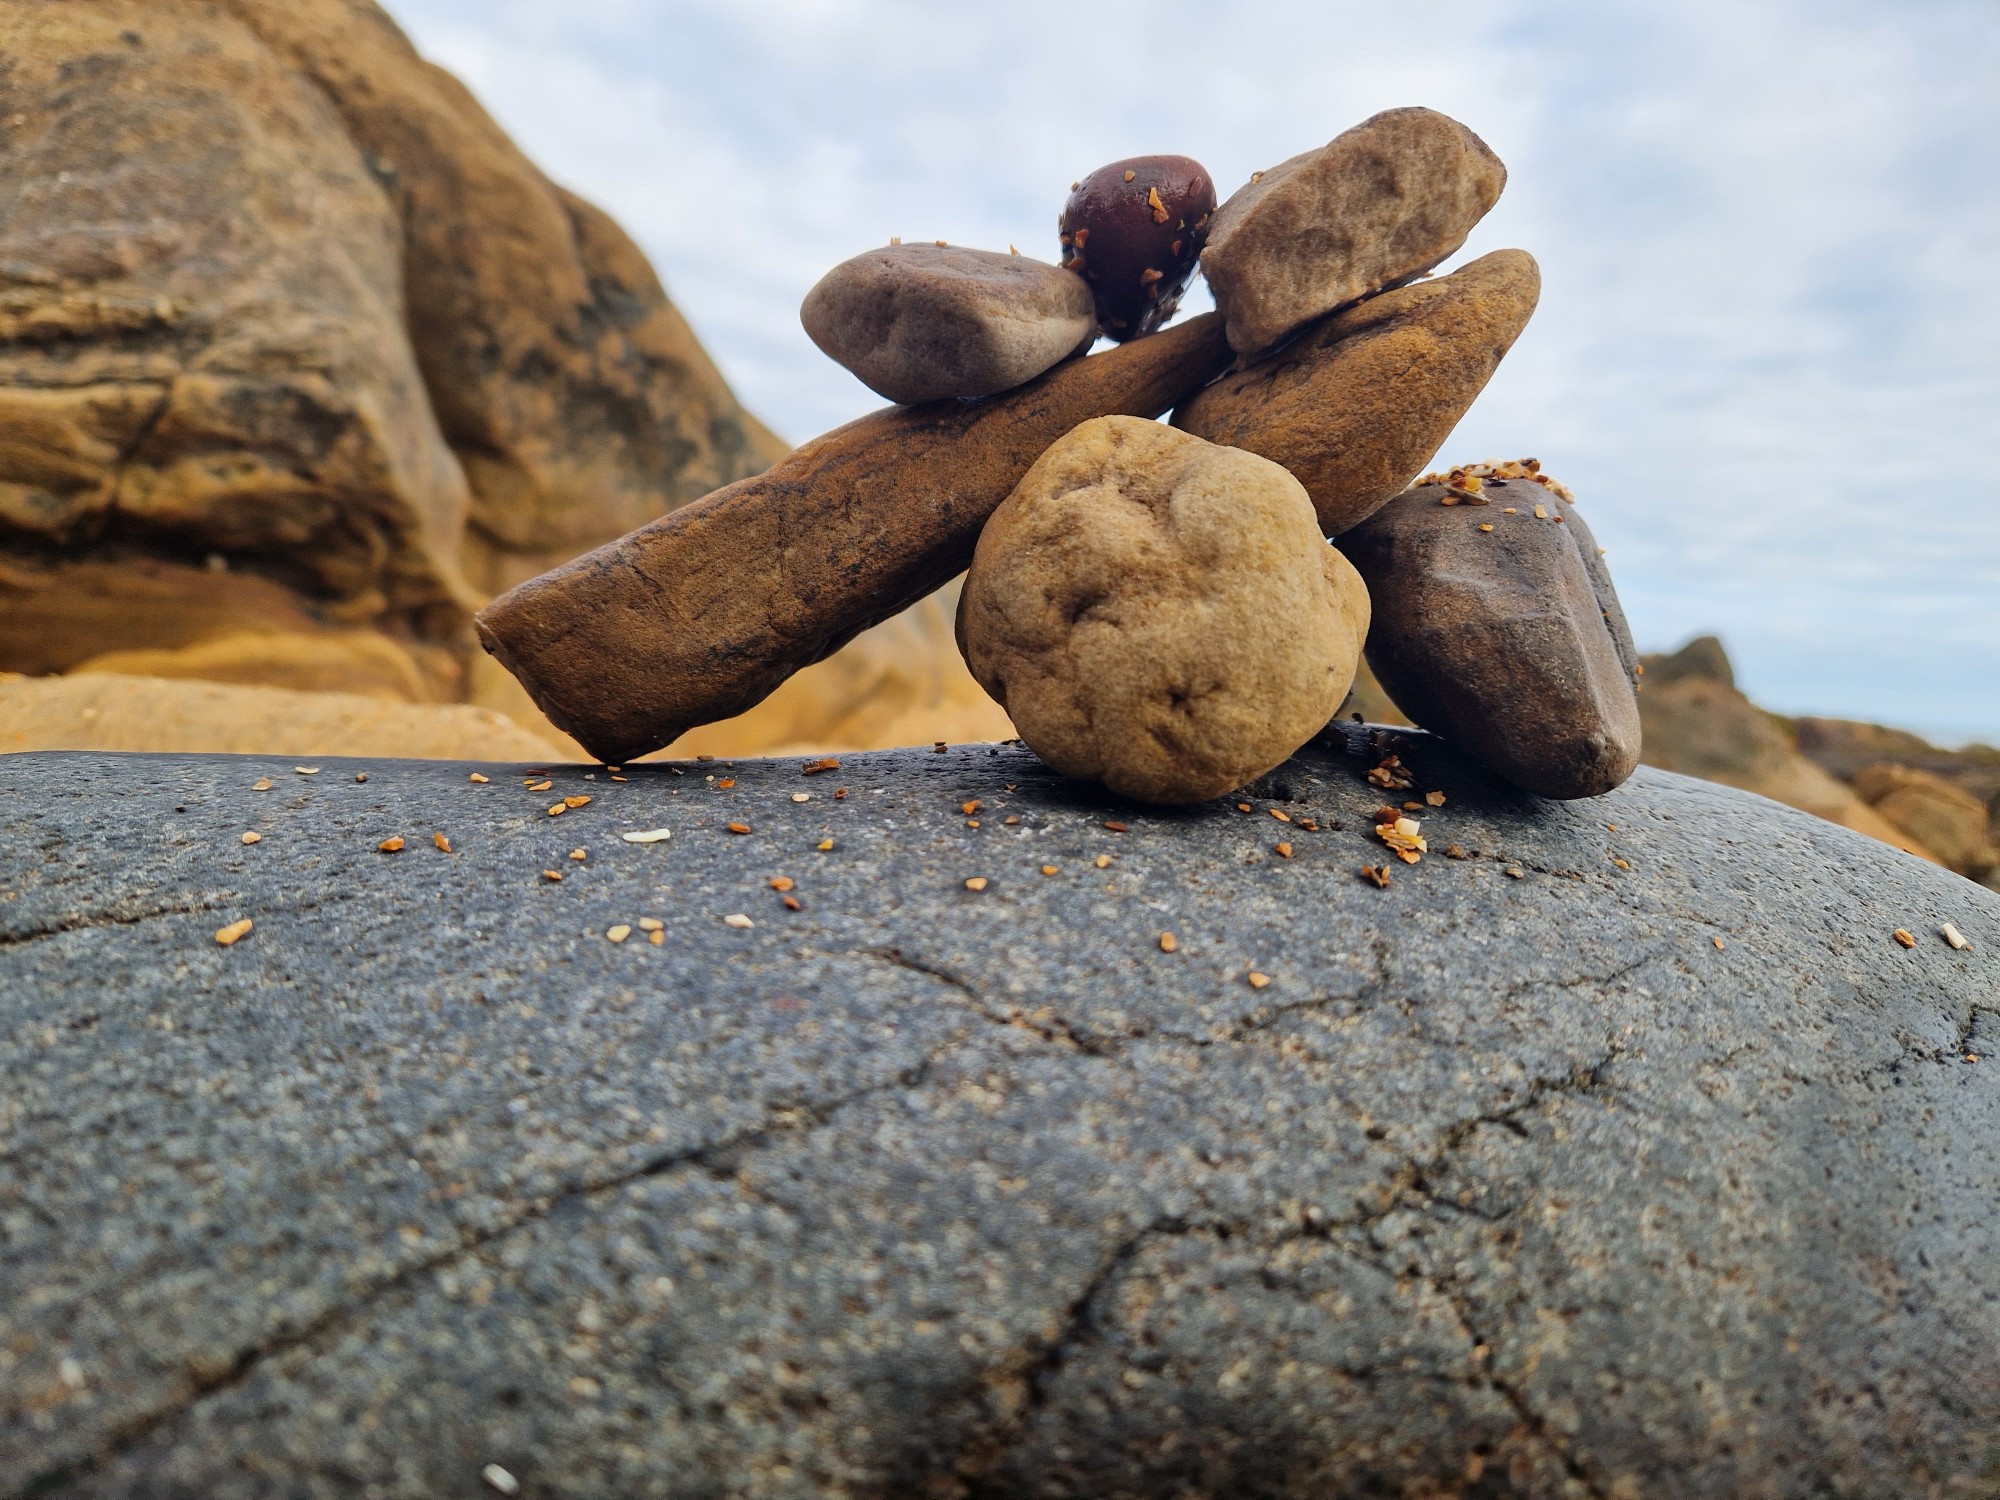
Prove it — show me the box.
[478,107,1641,810]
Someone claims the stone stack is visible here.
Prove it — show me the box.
[481,107,1647,819]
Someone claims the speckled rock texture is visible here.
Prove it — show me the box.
[801,245,1096,404]
[957,418,1368,803]
[1200,107,1507,359]
[1174,250,1541,537]
[2,734,1996,1499]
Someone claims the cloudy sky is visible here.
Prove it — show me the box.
[389,0,1999,742]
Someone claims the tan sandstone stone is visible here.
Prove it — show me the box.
[1201,107,1507,359]
[1175,250,1540,536]
[476,314,1233,767]
[957,417,1369,804]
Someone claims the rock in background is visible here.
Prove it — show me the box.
[0,0,1000,759]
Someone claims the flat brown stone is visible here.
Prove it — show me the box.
[1201,107,1507,358]
[1175,250,1540,536]
[476,314,1233,765]
[1338,478,1641,800]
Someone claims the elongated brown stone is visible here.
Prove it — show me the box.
[476,314,1232,764]
[1174,249,1540,536]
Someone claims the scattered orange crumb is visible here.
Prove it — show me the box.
[933,742,948,754]
[1425,791,1446,807]
[569,848,586,861]
[214,918,253,946]
[1146,185,1167,221]
[1444,844,1469,860]
[469,773,489,784]
[648,928,664,945]
[1041,865,1059,876]
[528,780,553,792]
[1361,865,1392,888]
[966,819,981,829]
[240,831,261,845]
[1713,936,1726,950]
[1158,931,1178,953]
[1123,168,1136,181]
[817,838,835,852]
[542,869,563,882]
[1094,854,1111,869]
[716,778,735,789]
[1237,803,1252,813]
[792,792,811,803]
[1269,808,1291,823]
[1004,815,1020,826]
[782,895,801,911]
[802,758,840,776]
[1247,972,1271,989]
[1534,504,1549,519]
[564,795,591,809]
[638,917,663,932]
[727,821,751,835]
[964,876,988,892]
[1104,820,1129,833]
[434,832,452,853]
[769,876,795,892]
[962,800,981,815]
[1612,857,1630,870]
[251,778,273,791]
[1478,523,1494,532]
[1367,755,1414,791]
[546,803,567,817]
[1275,842,1293,858]
[378,836,405,853]
[607,924,632,943]
[1504,866,1525,879]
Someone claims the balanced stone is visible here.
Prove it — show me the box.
[3,742,1995,1497]
[476,314,1233,766]
[1338,471,1642,799]
[1058,155,1217,341]
[957,417,1368,803]
[800,243,1096,404]
[1175,249,1540,536]
[1202,106,1508,358]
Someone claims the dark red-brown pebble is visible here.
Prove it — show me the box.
[1337,480,1641,800]
[1059,156,1216,341]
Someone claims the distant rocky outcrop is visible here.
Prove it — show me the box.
[1636,636,1998,887]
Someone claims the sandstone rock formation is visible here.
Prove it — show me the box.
[4,733,1995,1496]
[0,671,562,760]
[0,0,802,736]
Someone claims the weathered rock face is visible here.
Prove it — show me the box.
[1200,107,1507,358]
[957,417,1368,803]
[1174,250,1541,536]
[801,244,1096,404]
[0,0,784,703]
[2,734,1995,1498]
[1339,480,1641,799]
[1853,763,1996,878]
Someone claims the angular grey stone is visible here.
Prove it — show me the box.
[801,244,1096,403]
[1,734,1996,1498]
[1202,107,1508,359]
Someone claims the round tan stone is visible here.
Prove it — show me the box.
[957,416,1370,803]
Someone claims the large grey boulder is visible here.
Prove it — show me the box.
[2,729,1996,1499]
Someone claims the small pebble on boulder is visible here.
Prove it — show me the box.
[1059,155,1217,341]
[1201,106,1508,359]
[800,243,1096,404]
[957,416,1369,803]
[1338,464,1641,799]
[1176,249,1541,535]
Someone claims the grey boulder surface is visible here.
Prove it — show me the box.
[801,244,1097,404]
[2,732,1997,1499]
[1201,106,1508,359]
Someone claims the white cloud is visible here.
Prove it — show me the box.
[390,0,2000,739]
